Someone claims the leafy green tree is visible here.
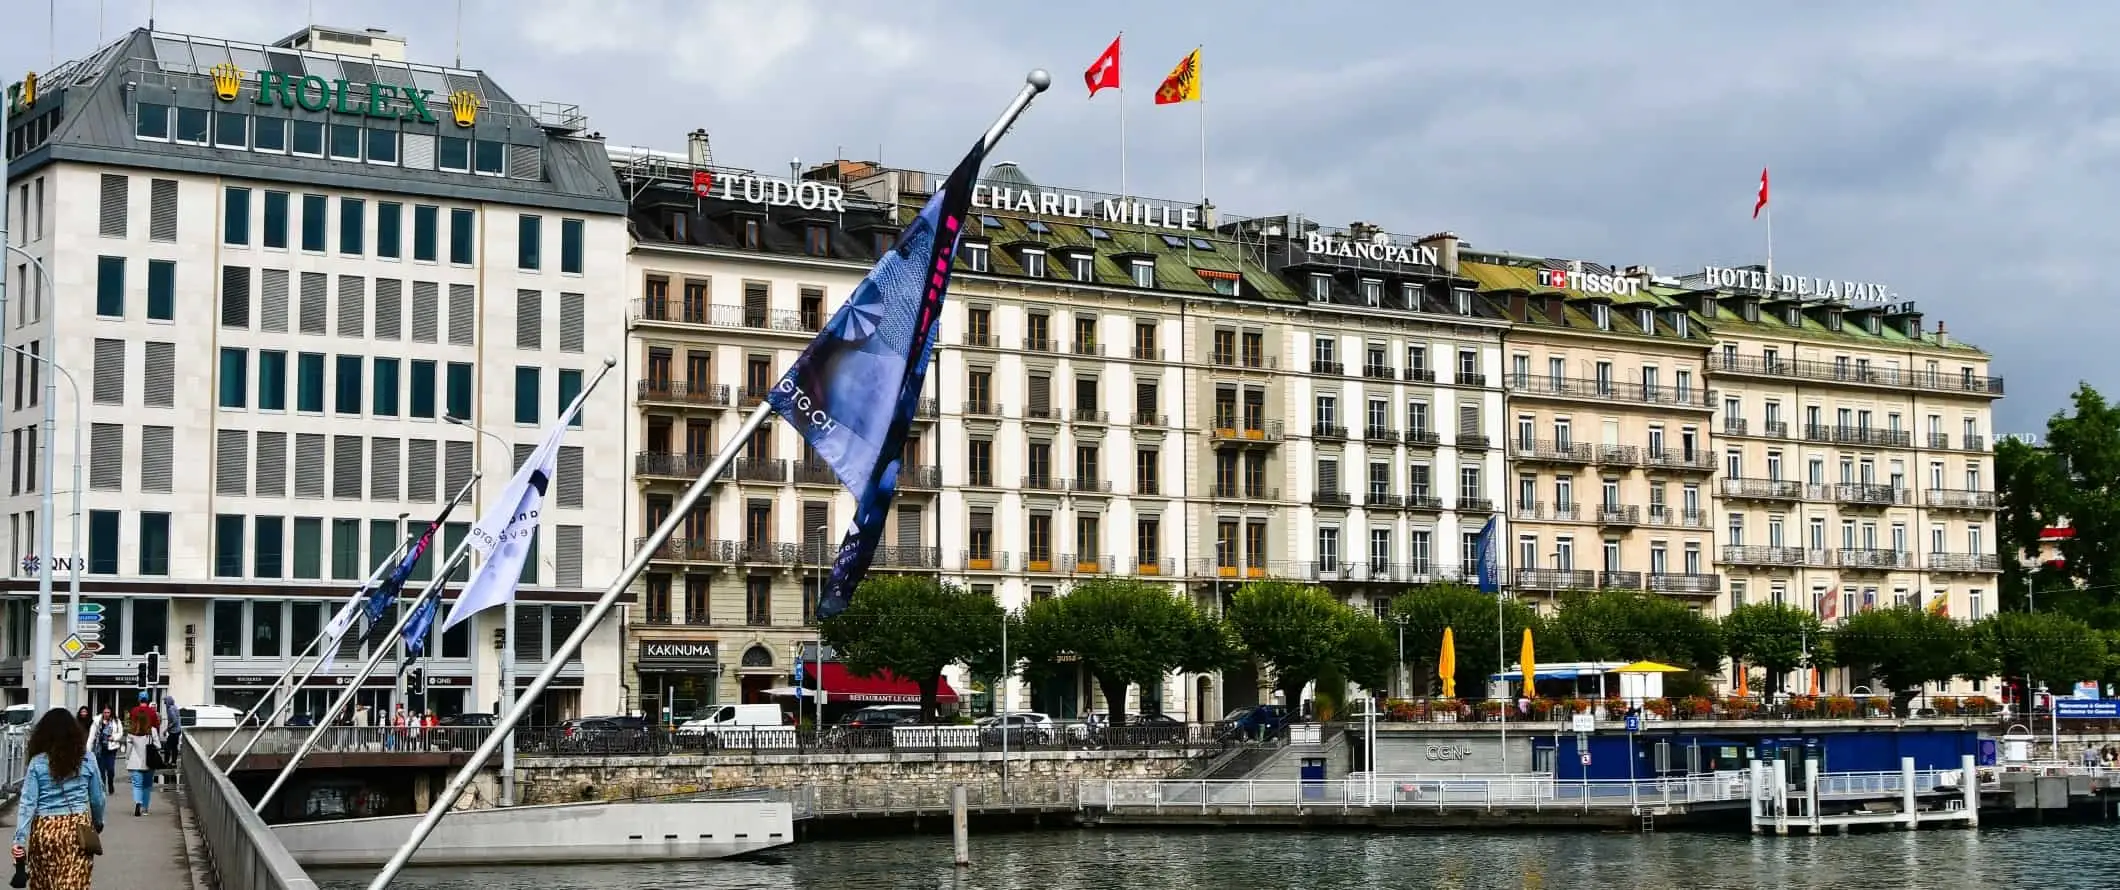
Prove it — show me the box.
[1720,603,1826,695]
[818,575,1004,722]
[1828,606,1981,708]
[1971,610,2108,691]
[1998,384,2120,618]
[1546,589,1723,670]
[1012,578,1231,725]
[1388,584,1541,698]
[1225,580,1381,706]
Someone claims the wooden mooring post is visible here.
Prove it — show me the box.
[952,784,970,867]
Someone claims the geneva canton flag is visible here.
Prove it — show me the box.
[767,139,989,619]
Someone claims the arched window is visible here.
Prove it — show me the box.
[741,644,773,668]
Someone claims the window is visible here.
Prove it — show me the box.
[1021,248,1046,278]
[449,209,476,264]
[366,127,398,164]
[446,362,473,418]
[254,516,285,579]
[1130,259,1155,288]
[329,123,363,160]
[410,360,437,419]
[439,136,470,172]
[292,518,322,580]
[257,351,287,411]
[224,187,251,245]
[475,140,506,176]
[558,368,583,427]
[295,353,326,413]
[330,519,360,580]
[174,107,208,144]
[138,512,171,576]
[560,219,584,274]
[372,357,401,416]
[87,510,120,575]
[290,119,324,156]
[339,197,365,255]
[376,202,402,259]
[518,214,542,270]
[146,260,174,320]
[136,102,171,140]
[965,243,989,273]
[334,354,363,415]
[515,367,541,424]
[218,348,248,409]
[261,190,290,249]
[413,205,439,261]
[95,256,124,317]
[214,514,245,578]
[300,193,327,251]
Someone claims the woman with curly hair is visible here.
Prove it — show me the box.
[11,708,106,890]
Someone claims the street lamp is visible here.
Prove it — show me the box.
[2,345,84,712]
[442,412,512,804]
[807,523,828,734]
[0,241,70,716]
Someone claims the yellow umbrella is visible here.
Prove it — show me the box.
[1439,627,1457,698]
[1520,628,1537,698]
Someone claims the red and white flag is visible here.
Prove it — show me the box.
[1753,167,1770,219]
[1085,34,1122,96]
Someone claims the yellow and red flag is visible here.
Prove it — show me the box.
[1155,48,1201,105]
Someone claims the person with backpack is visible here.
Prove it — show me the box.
[11,707,106,890]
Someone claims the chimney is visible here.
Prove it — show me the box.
[1936,320,1951,347]
[1418,231,1460,275]
[686,129,713,167]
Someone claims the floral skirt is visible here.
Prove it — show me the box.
[26,811,93,890]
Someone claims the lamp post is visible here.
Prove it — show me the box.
[1,343,82,712]
[0,246,62,716]
[809,524,827,734]
[443,412,511,804]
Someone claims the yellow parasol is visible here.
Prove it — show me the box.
[1439,627,1457,698]
[1520,628,1537,697]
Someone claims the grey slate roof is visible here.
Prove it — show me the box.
[6,28,625,216]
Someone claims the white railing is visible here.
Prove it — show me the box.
[1083,773,1748,813]
[0,732,23,794]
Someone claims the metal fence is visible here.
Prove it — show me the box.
[0,731,24,795]
[178,734,320,890]
[1082,774,1751,813]
[194,725,496,757]
[511,721,1238,757]
[792,779,1080,818]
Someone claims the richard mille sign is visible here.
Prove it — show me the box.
[970,186,1202,231]
[1700,265,1892,303]
[1306,232,1439,267]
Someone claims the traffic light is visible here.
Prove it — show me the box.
[408,668,427,695]
[144,650,161,685]
[135,662,147,688]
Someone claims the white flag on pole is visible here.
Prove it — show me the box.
[440,395,589,632]
[318,587,367,672]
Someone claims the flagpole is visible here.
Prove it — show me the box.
[1764,205,1773,286]
[1197,46,1207,206]
[361,70,1053,890]
[1118,31,1128,204]
[223,476,482,770]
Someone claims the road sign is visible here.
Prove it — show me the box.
[1580,752,1592,766]
[59,635,85,659]
[1624,713,1642,732]
[77,640,102,655]
[1570,713,1595,733]
[73,630,100,642]
[75,603,105,618]
[2055,699,2120,719]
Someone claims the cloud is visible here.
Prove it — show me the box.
[512,0,934,97]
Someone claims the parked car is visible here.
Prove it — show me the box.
[3,704,32,735]
[976,712,1055,746]
[675,704,787,749]
[430,713,496,750]
[554,715,653,753]
[1219,705,1290,741]
[1074,711,1187,747]
[840,705,922,726]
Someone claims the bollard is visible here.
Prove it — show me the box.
[952,783,970,867]
[1900,756,1918,830]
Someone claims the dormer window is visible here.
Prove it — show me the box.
[1196,269,1240,296]
[1742,300,1759,323]
[743,218,762,250]
[1700,296,1718,319]
[1453,288,1473,315]
[803,225,829,257]
[1401,283,1420,309]
[964,242,990,273]
[1026,220,1053,235]
[669,211,688,244]
[1785,306,1800,327]
[1591,303,1610,331]
[1360,279,1382,307]
[1130,259,1156,289]
[1637,308,1654,333]
[1865,314,1880,335]
[1066,253,1093,281]
[1021,247,1047,279]
[1674,314,1689,338]
[1825,310,1843,331]
[1310,274,1332,301]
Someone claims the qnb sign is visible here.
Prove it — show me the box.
[1701,266,1892,303]
[1537,268,1641,297]
[691,171,848,213]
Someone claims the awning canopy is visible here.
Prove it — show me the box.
[1489,661,1631,682]
[1615,661,1686,674]
[815,662,960,705]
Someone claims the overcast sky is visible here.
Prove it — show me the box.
[8,0,2109,432]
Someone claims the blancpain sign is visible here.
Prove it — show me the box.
[1701,265,1892,303]
[1537,268,1641,297]
[971,186,1201,231]
[1305,232,1439,267]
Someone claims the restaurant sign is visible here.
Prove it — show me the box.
[1700,265,1891,303]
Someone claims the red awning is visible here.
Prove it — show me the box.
[818,662,958,704]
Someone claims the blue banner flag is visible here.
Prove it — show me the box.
[1473,515,1503,594]
[365,522,440,626]
[766,139,990,619]
[402,595,439,659]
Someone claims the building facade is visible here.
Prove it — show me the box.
[1,26,630,720]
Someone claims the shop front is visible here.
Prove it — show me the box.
[635,639,721,725]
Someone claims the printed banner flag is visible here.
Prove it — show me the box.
[440,391,592,632]
[1155,48,1201,105]
[402,595,440,659]
[766,136,991,620]
[363,522,441,627]
[1472,515,1502,594]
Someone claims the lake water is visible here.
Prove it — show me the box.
[317,823,2120,889]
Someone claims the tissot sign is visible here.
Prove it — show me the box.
[1305,232,1439,268]
[691,171,848,212]
[1537,268,1641,297]
[971,186,1201,231]
[1701,265,1892,303]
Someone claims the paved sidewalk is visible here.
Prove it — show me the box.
[89,786,190,890]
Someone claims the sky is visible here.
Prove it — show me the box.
[5,0,2111,433]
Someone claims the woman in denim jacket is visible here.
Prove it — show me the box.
[11,708,106,890]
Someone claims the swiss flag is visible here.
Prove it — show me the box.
[1753,167,1769,219]
[1085,35,1121,96]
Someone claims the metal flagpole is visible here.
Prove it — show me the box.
[1197,47,1207,206]
[224,476,480,767]
[363,70,1053,890]
[1117,31,1127,204]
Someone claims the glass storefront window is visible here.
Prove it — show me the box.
[130,599,166,656]
[251,600,282,658]
[211,600,243,656]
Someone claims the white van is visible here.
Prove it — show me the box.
[674,704,786,747]
[2,704,32,735]
[178,705,243,729]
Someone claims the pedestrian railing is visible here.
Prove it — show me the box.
[1082,774,1751,813]
[0,732,24,795]
[178,735,320,890]
[511,721,1236,757]
[194,725,496,759]
[792,779,1079,817]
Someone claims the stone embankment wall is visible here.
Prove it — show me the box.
[511,750,1192,805]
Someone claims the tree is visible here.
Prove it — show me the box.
[1998,384,2120,618]
[1224,580,1379,706]
[1971,611,2108,692]
[1720,603,1825,695]
[1389,584,1541,698]
[1013,578,1231,725]
[1828,606,1981,708]
[818,575,1003,722]
[1546,589,1723,670]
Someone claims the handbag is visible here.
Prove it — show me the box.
[68,773,102,857]
[143,740,165,772]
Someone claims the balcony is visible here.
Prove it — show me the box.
[1061,553,1116,574]
[1071,408,1110,424]
[1644,507,1707,528]
[635,451,709,479]
[1068,478,1114,495]
[916,398,940,419]
[959,551,1011,572]
[1020,474,1063,492]
[629,299,809,334]
[1835,549,1911,570]
[1928,553,2001,573]
[1598,570,1642,590]
[1456,497,1495,512]
[1197,560,1272,580]
[738,386,772,408]
[961,331,995,348]
[963,400,1005,418]
[1927,433,1950,450]
[1764,421,1789,438]
[1404,368,1436,383]
[1837,426,1913,448]
[792,460,838,486]
[735,541,796,565]
[1316,490,1352,508]
[1132,412,1167,427]
[1312,360,1346,375]
[1722,478,1805,501]
[1022,553,1061,573]
[1517,569,1596,591]
[1405,494,1443,511]
[1364,426,1398,444]
[1925,489,1997,510]
[1210,485,1279,503]
[635,536,737,565]
[1595,505,1641,527]
[1024,337,1055,352]
[1457,434,1491,451]
[1071,340,1102,357]
[1802,424,1834,443]
[1644,449,1715,473]
[1313,423,1349,440]
[1517,502,1582,521]
[1648,573,1722,596]
[873,546,942,570]
[1209,351,1277,371]
[1963,435,1988,452]
[1720,545,1810,568]
[1712,353,2005,398]
[1510,439,1593,464]
[1722,419,1748,437]
[1363,364,1396,380]
[1455,371,1487,387]
[637,379,732,408]
[1024,405,1060,422]
[734,458,786,483]
[1504,375,1712,410]
[1598,445,1643,467]
[1131,346,1164,361]
[1209,421,1285,447]
[1364,492,1404,509]
[1404,430,1441,448]
[1832,484,1910,507]
[1132,557,1176,577]
[898,465,942,489]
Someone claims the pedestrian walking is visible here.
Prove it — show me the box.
[69,708,88,739]
[122,692,163,817]
[87,710,118,796]
[12,708,106,890]
[158,695,182,766]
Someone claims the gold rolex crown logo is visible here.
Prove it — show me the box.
[448,90,479,127]
[20,72,37,108]
[210,63,242,101]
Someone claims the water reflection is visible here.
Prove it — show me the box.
[318,824,2120,890]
